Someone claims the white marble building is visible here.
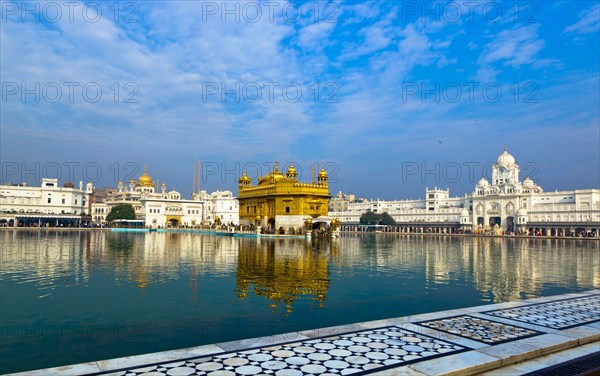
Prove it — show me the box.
[0,178,93,226]
[331,148,600,236]
[193,190,239,226]
[90,166,239,227]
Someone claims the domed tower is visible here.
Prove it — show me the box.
[474,176,489,195]
[522,176,543,193]
[238,171,252,187]
[492,146,520,186]
[317,166,328,184]
[136,165,155,193]
[286,164,298,179]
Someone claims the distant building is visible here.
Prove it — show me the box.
[0,178,93,227]
[329,191,356,212]
[192,189,239,225]
[238,162,331,231]
[90,165,239,227]
[331,147,600,237]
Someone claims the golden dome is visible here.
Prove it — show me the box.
[258,162,286,185]
[239,171,252,184]
[318,167,328,179]
[136,165,154,188]
[286,164,297,178]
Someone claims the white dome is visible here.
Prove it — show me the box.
[517,208,528,216]
[477,177,490,187]
[523,177,534,187]
[497,147,516,167]
[460,208,469,217]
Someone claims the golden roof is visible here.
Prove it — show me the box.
[258,162,286,185]
[136,165,154,188]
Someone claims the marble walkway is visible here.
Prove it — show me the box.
[9,290,600,376]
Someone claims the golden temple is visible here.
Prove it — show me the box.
[238,162,331,232]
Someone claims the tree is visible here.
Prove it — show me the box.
[360,211,381,225]
[106,204,136,222]
[359,211,396,226]
[380,212,397,226]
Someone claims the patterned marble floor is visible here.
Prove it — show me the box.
[26,291,599,376]
[415,315,542,344]
[94,326,468,376]
[482,294,600,329]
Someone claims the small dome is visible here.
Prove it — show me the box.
[63,181,74,188]
[136,165,154,188]
[517,208,528,216]
[239,171,251,184]
[460,208,469,217]
[477,177,489,187]
[287,164,297,177]
[318,167,328,179]
[497,146,516,167]
[523,177,534,187]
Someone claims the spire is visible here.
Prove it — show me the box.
[504,144,507,151]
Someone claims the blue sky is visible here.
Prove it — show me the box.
[1,0,599,199]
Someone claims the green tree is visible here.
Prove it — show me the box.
[359,211,381,225]
[106,204,136,222]
[380,212,397,226]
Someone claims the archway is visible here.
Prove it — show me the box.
[489,217,501,226]
[505,217,514,232]
[167,217,180,227]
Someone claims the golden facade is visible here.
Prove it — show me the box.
[238,162,331,229]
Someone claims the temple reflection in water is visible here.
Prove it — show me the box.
[235,238,336,313]
[1,231,598,310]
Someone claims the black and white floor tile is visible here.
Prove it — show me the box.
[483,294,600,329]
[415,315,542,344]
[96,326,468,376]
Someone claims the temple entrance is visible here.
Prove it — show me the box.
[167,218,180,227]
[489,217,501,226]
[267,218,275,229]
[505,217,514,232]
[477,217,484,226]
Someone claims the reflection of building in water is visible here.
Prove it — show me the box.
[330,234,599,303]
[0,230,94,293]
[3,231,598,304]
[103,232,238,289]
[235,238,332,313]
[421,236,600,302]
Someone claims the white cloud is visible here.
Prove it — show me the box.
[340,23,393,60]
[398,24,436,65]
[475,25,555,81]
[564,4,600,34]
[297,21,337,51]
